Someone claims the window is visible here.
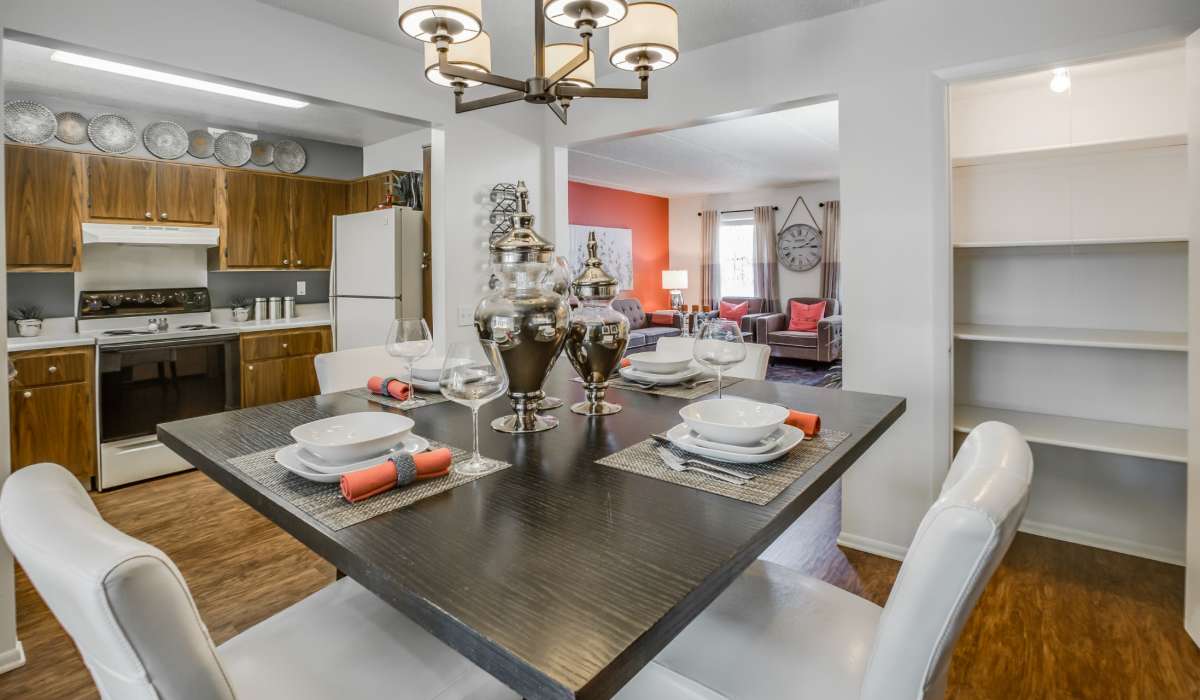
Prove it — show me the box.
[718,211,755,297]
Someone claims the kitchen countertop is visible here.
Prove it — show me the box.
[218,316,332,332]
[8,332,96,353]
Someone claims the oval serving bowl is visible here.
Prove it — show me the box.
[627,352,692,375]
[290,412,414,463]
[678,399,790,446]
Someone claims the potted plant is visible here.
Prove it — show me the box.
[231,296,252,323]
[8,305,44,337]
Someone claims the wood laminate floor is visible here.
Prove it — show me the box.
[1,470,1197,699]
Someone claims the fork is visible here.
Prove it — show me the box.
[650,434,755,480]
[655,447,747,485]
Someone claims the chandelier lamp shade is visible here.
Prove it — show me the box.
[397,0,680,124]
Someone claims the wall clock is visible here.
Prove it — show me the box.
[777,223,823,272]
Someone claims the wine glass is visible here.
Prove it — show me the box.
[439,341,509,475]
[693,319,747,399]
[385,318,433,407]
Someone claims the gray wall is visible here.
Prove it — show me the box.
[7,272,73,317]
[7,90,363,179]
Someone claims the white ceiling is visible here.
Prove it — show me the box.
[568,100,839,197]
[258,0,884,80]
[2,39,422,147]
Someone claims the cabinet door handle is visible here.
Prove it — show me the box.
[281,343,288,349]
[23,391,32,398]
[283,259,289,265]
[144,211,152,219]
[47,366,57,374]
[296,259,303,266]
[161,212,168,219]
[247,365,254,371]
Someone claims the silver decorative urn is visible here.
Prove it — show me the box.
[474,182,570,433]
[565,232,630,416]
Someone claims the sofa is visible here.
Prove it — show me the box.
[612,298,682,351]
[754,297,842,363]
[695,296,771,342]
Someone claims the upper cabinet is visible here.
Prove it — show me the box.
[86,155,156,221]
[291,178,348,268]
[222,171,347,269]
[156,162,218,224]
[5,144,84,270]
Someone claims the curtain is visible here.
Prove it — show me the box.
[820,200,841,303]
[700,209,720,308]
[751,206,781,313]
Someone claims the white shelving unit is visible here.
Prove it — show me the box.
[949,46,1189,564]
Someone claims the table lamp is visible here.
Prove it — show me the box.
[661,270,688,311]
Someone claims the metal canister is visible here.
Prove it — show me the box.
[283,296,296,319]
[268,297,282,320]
[564,231,629,416]
[254,297,267,321]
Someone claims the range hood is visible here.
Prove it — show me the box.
[82,223,219,247]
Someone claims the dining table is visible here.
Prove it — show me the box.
[158,364,905,700]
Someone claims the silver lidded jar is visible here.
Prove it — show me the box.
[474,181,570,433]
[565,231,630,416]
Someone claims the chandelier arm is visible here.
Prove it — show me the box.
[534,0,545,77]
[556,77,649,100]
[547,102,568,125]
[438,51,527,92]
[544,35,591,89]
[455,90,528,113]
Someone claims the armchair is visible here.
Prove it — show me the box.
[755,297,842,363]
[695,296,771,342]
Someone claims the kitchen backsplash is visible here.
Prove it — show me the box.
[8,272,74,318]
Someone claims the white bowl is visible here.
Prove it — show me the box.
[678,399,790,446]
[409,354,445,382]
[290,412,414,463]
[628,352,692,375]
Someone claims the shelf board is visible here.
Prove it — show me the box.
[952,133,1187,167]
[954,324,1187,352]
[953,235,1189,249]
[953,405,1186,463]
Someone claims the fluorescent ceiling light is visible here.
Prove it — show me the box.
[49,50,309,109]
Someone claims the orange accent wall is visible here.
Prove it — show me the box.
[567,181,670,311]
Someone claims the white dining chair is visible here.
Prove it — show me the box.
[0,463,520,700]
[654,336,771,381]
[615,421,1034,700]
[314,345,406,394]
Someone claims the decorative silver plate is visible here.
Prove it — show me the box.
[55,111,89,145]
[273,139,306,173]
[5,101,56,144]
[214,131,251,166]
[249,139,274,166]
[187,129,214,158]
[143,121,188,159]
[88,114,137,153]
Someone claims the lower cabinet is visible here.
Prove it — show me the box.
[240,326,331,408]
[9,346,97,485]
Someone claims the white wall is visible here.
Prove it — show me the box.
[545,0,1200,564]
[1186,28,1200,645]
[363,129,430,175]
[668,181,839,306]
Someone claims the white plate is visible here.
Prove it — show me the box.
[274,445,356,483]
[295,435,430,474]
[685,428,786,455]
[619,365,704,386]
[666,422,805,464]
[290,412,414,462]
[627,352,692,375]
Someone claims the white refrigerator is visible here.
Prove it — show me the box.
[330,207,424,350]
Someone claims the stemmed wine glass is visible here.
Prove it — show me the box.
[385,318,433,407]
[439,341,509,475]
[693,319,747,399]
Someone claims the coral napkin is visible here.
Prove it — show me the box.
[340,448,453,503]
[367,376,411,401]
[785,410,821,439]
[620,358,632,368]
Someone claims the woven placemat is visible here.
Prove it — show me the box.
[596,429,849,505]
[227,440,508,531]
[582,376,743,400]
[345,387,450,410]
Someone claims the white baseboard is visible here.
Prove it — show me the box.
[1019,520,1184,566]
[0,641,25,675]
[836,532,908,561]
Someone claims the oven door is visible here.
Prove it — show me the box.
[98,334,239,488]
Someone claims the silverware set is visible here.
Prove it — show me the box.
[651,443,754,486]
[622,377,714,390]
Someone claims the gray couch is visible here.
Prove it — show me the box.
[754,297,842,363]
[612,298,682,351]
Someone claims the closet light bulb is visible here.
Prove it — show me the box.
[1049,68,1071,94]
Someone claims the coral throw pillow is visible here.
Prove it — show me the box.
[719,300,749,324]
[788,301,827,332]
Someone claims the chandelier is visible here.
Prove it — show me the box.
[397,1,680,124]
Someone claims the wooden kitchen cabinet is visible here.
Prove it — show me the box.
[9,346,97,486]
[156,162,219,224]
[224,170,292,268]
[87,154,157,222]
[240,326,331,407]
[291,178,348,268]
[5,144,84,270]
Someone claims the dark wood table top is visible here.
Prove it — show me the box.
[158,366,904,700]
